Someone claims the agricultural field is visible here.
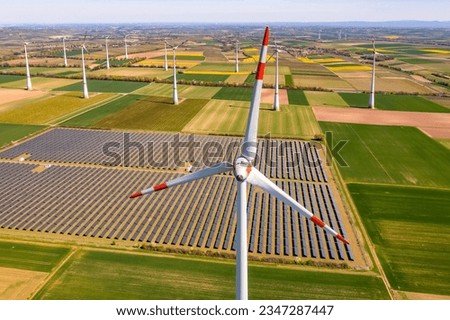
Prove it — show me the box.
[54,79,149,93]
[293,75,354,90]
[94,97,208,132]
[339,93,449,113]
[304,91,349,107]
[212,87,253,101]
[0,123,45,147]
[130,84,220,100]
[1,77,79,91]
[0,74,25,84]
[62,94,145,127]
[0,92,115,125]
[348,184,450,296]
[184,99,321,139]
[172,73,229,82]
[320,122,450,188]
[0,241,70,273]
[287,90,309,105]
[344,77,435,94]
[189,62,254,73]
[34,249,389,300]
[89,67,171,79]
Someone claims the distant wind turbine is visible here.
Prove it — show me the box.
[62,37,68,67]
[271,40,281,111]
[166,40,187,105]
[369,39,378,109]
[164,41,168,71]
[124,35,129,59]
[235,40,240,73]
[81,34,89,99]
[105,36,110,70]
[19,35,32,90]
[23,40,32,90]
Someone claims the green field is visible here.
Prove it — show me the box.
[95,97,208,131]
[212,87,253,101]
[172,73,229,82]
[0,241,70,273]
[304,91,349,107]
[0,92,115,125]
[285,74,294,86]
[34,249,389,300]
[339,93,449,113]
[54,79,148,93]
[287,90,309,105]
[62,94,145,127]
[184,99,321,139]
[349,184,450,296]
[320,122,450,188]
[0,74,26,84]
[0,123,45,147]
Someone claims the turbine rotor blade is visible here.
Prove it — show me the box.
[242,26,270,161]
[130,162,233,198]
[246,168,350,245]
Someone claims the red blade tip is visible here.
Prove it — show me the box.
[263,26,270,46]
[336,234,350,245]
[130,192,142,199]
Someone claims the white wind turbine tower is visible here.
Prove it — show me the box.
[369,39,378,109]
[129,27,349,300]
[22,40,32,90]
[62,37,68,67]
[165,40,187,105]
[124,35,129,59]
[81,35,89,99]
[105,36,110,70]
[235,40,240,73]
[272,40,281,111]
[164,41,168,71]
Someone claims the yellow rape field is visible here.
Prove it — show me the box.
[423,49,450,55]
[313,58,346,64]
[327,65,372,72]
[297,57,315,64]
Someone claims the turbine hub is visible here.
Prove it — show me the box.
[233,157,252,182]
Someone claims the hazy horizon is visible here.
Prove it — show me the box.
[1,0,449,24]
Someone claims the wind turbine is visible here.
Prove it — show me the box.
[19,35,32,90]
[129,27,349,300]
[272,40,281,111]
[369,39,378,109]
[81,35,89,99]
[164,41,168,71]
[124,35,129,59]
[23,40,32,90]
[165,40,187,105]
[62,37,68,67]
[235,39,240,73]
[105,36,110,70]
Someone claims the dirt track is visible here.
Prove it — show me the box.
[313,107,450,139]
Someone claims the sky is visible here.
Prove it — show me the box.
[0,0,449,24]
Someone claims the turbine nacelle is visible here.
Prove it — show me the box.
[233,157,252,182]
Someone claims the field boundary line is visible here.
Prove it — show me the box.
[49,94,126,125]
[348,124,396,183]
[330,161,394,300]
[29,247,78,300]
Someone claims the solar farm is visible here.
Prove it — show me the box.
[0,23,449,300]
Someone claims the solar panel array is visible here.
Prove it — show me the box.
[0,128,353,261]
[0,128,328,182]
